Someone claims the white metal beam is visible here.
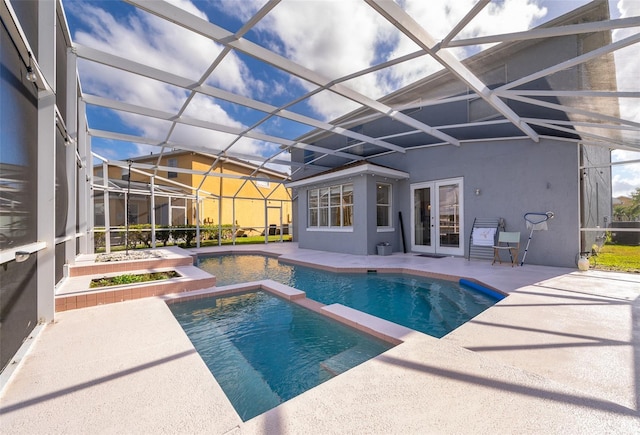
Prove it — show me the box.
[438,0,490,50]
[76,46,407,154]
[503,94,640,129]
[498,90,640,99]
[497,31,640,91]
[88,128,329,170]
[365,0,540,143]
[525,119,627,147]
[125,0,460,146]
[73,43,197,89]
[36,0,57,323]
[84,95,366,161]
[445,16,640,48]
[165,0,281,166]
[521,117,640,132]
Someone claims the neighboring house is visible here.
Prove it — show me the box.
[288,2,614,268]
[93,151,292,233]
[613,196,632,206]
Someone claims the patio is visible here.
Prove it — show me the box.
[1,244,638,433]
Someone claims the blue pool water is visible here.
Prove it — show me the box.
[169,291,393,421]
[197,254,501,338]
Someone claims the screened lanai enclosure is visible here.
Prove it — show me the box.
[52,0,635,260]
[2,0,640,379]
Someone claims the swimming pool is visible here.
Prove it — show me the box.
[169,290,393,421]
[197,254,502,338]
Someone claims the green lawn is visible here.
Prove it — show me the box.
[591,244,640,273]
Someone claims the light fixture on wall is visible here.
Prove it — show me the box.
[26,52,37,83]
[474,188,481,196]
[15,251,31,263]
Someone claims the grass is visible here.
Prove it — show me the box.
[90,271,179,288]
[590,244,640,273]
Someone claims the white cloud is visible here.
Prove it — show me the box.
[384,0,547,86]
[609,0,640,197]
[256,1,395,118]
[212,0,267,22]
[71,0,638,189]
[249,0,548,120]
[70,0,273,161]
[612,150,640,197]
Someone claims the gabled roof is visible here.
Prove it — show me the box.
[286,161,409,188]
[124,150,290,180]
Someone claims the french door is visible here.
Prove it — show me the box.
[410,178,464,256]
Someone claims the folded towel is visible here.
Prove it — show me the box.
[472,228,496,246]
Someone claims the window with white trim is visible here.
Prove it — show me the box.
[376,183,392,227]
[308,183,353,228]
[167,158,178,179]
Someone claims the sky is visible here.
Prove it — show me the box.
[61,0,640,197]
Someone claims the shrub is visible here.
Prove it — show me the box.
[171,225,196,247]
[156,227,171,246]
[94,230,106,250]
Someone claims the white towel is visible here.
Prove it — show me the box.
[472,228,496,246]
[526,221,548,231]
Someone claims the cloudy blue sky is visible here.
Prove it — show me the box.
[62,0,639,197]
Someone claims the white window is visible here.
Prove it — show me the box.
[376,183,392,227]
[167,158,178,179]
[256,179,270,189]
[308,183,353,228]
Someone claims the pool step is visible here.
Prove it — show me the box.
[204,338,282,420]
[320,344,371,377]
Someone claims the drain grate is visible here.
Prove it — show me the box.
[416,254,448,258]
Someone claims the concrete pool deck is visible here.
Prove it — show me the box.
[1,243,639,433]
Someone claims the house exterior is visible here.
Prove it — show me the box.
[94,151,292,233]
[288,2,614,268]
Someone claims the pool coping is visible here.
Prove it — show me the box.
[161,280,413,345]
[197,250,509,297]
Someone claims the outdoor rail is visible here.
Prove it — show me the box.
[0,241,47,265]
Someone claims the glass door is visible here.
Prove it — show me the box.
[411,178,464,256]
[413,185,432,250]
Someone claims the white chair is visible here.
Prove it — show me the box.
[492,232,521,267]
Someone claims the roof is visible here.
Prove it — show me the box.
[286,161,409,188]
[66,0,639,178]
[122,150,291,180]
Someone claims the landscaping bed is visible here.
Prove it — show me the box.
[90,271,180,288]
